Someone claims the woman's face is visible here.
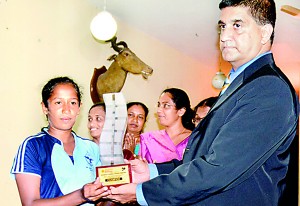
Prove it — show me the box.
[87,106,106,140]
[127,105,146,134]
[42,83,81,132]
[157,92,183,127]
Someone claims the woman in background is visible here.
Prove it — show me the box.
[11,77,107,205]
[123,102,149,157]
[139,88,195,163]
[87,102,106,145]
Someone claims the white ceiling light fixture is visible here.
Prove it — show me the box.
[212,71,226,89]
[90,0,118,42]
[212,55,226,89]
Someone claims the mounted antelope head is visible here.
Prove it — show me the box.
[90,37,153,103]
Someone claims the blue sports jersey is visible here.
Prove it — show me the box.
[11,128,101,202]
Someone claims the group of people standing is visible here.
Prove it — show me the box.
[87,87,216,164]
[10,75,210,205]
[10,0,299,205]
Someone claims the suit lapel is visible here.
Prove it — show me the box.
[211,76,243,111]
[209,53,275,113]
[186,53,276,151]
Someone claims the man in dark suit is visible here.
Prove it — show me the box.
[105,0,299,205]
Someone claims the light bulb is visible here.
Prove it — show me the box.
[212,71,226,89]
[90,11,118,41]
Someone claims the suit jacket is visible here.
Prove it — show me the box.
[142,53,299,206]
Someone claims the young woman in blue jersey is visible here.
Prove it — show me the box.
[11,77,108,205]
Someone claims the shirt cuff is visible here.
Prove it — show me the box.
[136,164,158,205]
[148,163,159,179]
[136,183,148,206]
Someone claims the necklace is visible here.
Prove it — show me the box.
[178,128,186,136]
[169,128,187,146]
[169,128,186,139]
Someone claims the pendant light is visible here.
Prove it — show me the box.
[90,0,117,42]
[212,54,226,89]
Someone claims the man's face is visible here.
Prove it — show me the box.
[218,6,266,69]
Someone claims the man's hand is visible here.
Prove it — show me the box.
[127,158,150,183]
[106,183,138,204]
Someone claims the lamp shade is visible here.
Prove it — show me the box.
[212,71,226,89]
[90,11,117,41]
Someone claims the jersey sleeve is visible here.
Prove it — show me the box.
[11,137,43,177]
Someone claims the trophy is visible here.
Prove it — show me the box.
[96,92,132,186]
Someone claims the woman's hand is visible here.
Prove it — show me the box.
[81,178,110,202]
[16,175,109,206]
[123,133,140,153]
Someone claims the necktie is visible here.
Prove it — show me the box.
[220,73,231,95]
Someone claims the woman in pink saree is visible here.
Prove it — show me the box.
[139,88,195,163]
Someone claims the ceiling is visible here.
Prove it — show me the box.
[88,0,300,68]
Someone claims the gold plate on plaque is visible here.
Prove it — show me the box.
[96,164,132,186]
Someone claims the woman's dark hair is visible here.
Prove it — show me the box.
[194,96,218,112]
[89,102,106,113]
[127,102,149,119]
[219,0,276,44]
[162,88,195,131]
[42,76,82,108]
